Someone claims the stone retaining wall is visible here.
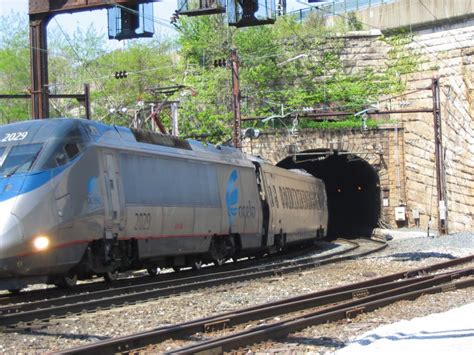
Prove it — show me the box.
[242,25,474,233]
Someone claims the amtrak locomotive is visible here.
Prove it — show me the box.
[0,118,328,291]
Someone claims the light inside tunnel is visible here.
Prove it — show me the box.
[277,150,381,239]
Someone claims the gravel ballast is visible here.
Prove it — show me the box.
[0,230,472,353]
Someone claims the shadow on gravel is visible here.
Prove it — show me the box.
[317,242,343,252]
[388,252,457,261]
[283,335,346,348]
[3,327,111,342]
[352,328,474,346]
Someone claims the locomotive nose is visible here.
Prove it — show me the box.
[0,177,20,250]
[0,210,23,277]
[0,209,23,255]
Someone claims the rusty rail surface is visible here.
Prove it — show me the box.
[58,254,474,354]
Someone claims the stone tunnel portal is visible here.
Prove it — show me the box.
[277,150,381,239]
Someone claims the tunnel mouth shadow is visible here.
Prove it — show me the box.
[277,149,381,239]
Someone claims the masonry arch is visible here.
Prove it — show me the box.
[277,149,381,238]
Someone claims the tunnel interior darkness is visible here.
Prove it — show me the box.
[278,150,381,239]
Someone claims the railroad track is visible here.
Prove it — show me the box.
[0,238,383,327]
[0,240,334,306]
[58,254,474,354]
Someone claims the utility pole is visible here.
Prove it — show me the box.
[230,48,242,149]
[432,77,448,235]
[28,0,157,119]
[29,14,51,118]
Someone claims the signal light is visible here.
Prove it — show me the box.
[170,10,180,24]
[213,58,227,67]
[114,71,128,79]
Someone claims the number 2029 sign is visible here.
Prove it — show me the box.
[1,132,28,142]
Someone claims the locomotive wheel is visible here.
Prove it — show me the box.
[103,271,119,283]
[147,267,161,276]
[55,273,78,289]
[213,258,225,267]
[209,236,233,267]
[192,260,203,271]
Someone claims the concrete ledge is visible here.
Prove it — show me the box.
[329,0,474,32]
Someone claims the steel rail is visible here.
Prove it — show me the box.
[0,240,340,306]
[57,254,474,355]
[171,269,474,354]
[0,239,368,326]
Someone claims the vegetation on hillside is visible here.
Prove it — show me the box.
[0,11,417,142]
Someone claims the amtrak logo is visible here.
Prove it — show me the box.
[87,176,102,209]
[226,170,239,226]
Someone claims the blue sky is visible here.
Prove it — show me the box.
[0,0,178,39]
[0,1,315,44]
[0,1,315,34]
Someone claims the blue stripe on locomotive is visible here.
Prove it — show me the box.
[0,118,112,204]
[0,165,69,203]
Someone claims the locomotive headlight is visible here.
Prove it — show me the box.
[33,235,50,251]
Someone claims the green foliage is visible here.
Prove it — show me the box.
[383,32,419,76]
[0,12,30,123]
[92,41,176,123]
[347,12,363,31]
[301,118,379,130]
[0,10,419,138]
[175,14,419,140]
[0,12,177,125]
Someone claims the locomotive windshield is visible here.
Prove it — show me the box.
[37,126,88,170]
[0,143,43,177]
[0,119,92,173]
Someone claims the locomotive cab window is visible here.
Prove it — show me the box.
[38,126,89,170]
[0,143,43,176]
[0,147,6,164]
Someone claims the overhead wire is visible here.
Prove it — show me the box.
[168,2,468,117]
[5,1,470,121]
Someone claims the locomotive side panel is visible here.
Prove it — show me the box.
[50,146,105,272]
[119,152,223,259]
[216,164,262,250]
[259,164,328,244]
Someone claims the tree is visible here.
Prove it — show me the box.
[0,12,30,123]
[174,13,417,140]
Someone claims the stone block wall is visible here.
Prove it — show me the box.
[243,125,406,227]
[401,27,474,232]
[243,25,474,233]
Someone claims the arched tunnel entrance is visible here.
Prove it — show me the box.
[277,150,381,239]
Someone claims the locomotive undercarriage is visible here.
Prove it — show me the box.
[49,227,323,288]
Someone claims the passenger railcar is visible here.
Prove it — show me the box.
[0,118,327,291]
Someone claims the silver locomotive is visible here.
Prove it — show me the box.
[0,118,328,291]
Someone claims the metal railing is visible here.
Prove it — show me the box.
[290,0,397,22]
